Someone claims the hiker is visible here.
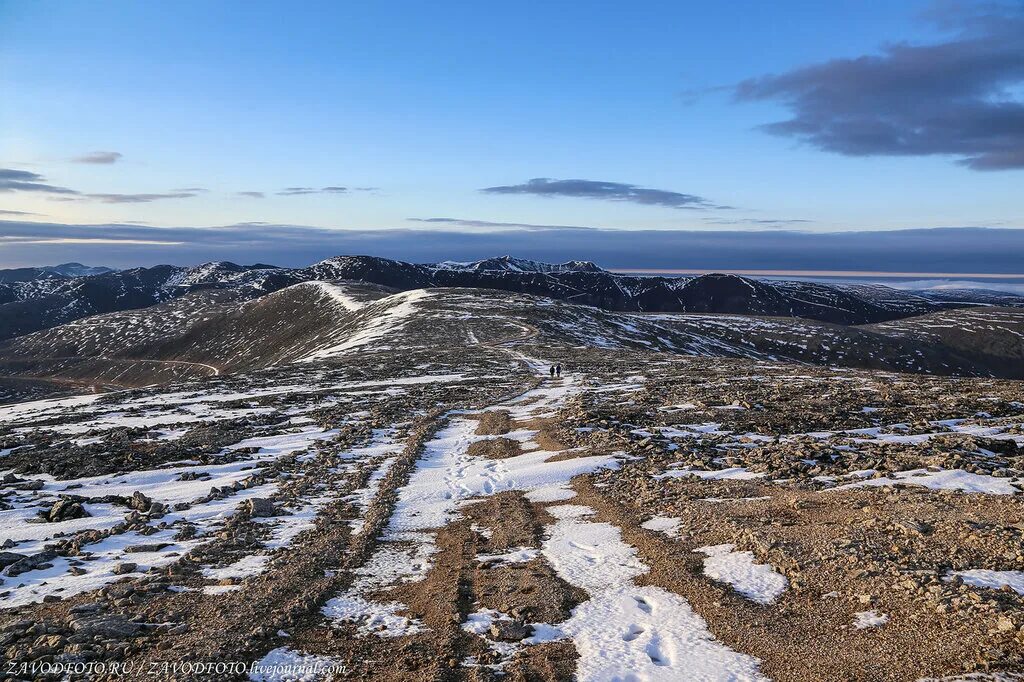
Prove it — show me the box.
[549,366,555,378]
[555,363,562,377]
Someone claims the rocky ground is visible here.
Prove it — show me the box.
[1,335,1023,681]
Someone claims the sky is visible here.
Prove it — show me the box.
[0,0,1022,270]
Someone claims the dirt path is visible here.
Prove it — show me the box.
[27,355,222,377]
[122,410,451,680]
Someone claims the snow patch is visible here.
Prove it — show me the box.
[321,594,425,638]
[696,544,788,604]
[949,569,1024,595]
[641,515,682,538]
[853,610,888,629]
[539,504,768,681]
[477,547,540,564]
[834,468,1018,495]
[655,467,765,481]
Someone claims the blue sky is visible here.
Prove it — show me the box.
[0,0,1022,268]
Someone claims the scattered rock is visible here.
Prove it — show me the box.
[44,497,90,522]
[69,614,142,640]
[0,551,27,570]
[124,543,171,554]
[129,491,153,512]
[489,620,531,641]
[245,498,281,518]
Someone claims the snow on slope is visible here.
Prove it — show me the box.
[870,308,1024,341]
[307,281,366,311]
[300,289,432,360]
[431,255,602,274]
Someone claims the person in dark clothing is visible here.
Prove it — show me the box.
[555,364,562,377]
[549,366,555,378]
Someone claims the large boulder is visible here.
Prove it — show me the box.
[0,552,28,570]
[245,498,280,518]
[129,490,153,511]
[45,497,90,522]
[69,614,143,640]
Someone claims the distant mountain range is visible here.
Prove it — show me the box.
[0,255,1022,344]
[1,255,1023,399]
[0,262,114,283]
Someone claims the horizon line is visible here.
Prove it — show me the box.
[608,268,1024,279]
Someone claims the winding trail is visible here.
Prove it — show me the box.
[0,355,221,385]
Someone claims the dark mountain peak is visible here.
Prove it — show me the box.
[432,255,604,274]
[308,255,405,271]
[0,262,114,283]
[689,272,750,281]
[187,260,245,273]
[47,263,115,277]
[0,267,62,284]
[302,255,432,288]
[674,273,789,315]
[165,261,300,294]
[677,272,772,293]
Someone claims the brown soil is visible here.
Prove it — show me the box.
[467,437,524,460]
[512,417,567,451]
[503,641,579,682]
[474,410,512,436]
[572,476,1024,681]
[463,494,586,624]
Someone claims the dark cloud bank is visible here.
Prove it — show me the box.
[1,219,1022,275]
[0,169,77,195]
[736,2,1024,170]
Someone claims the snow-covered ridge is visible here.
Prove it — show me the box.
[305,281,367,311]
[299,288,434,360]
[161,261,282,290]
[430,255,603,274]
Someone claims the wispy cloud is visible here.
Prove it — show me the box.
[407,217,595,231]
[72,151,123,164]
[480,178,722,209]
[703,217,814,227]
[735,2,1024,170]
[277,186,348,196]
[236,191,265,198]
[80,192,200,204]
[0,168,203,204]
[0,209,42,217]
[0,168,78,195]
